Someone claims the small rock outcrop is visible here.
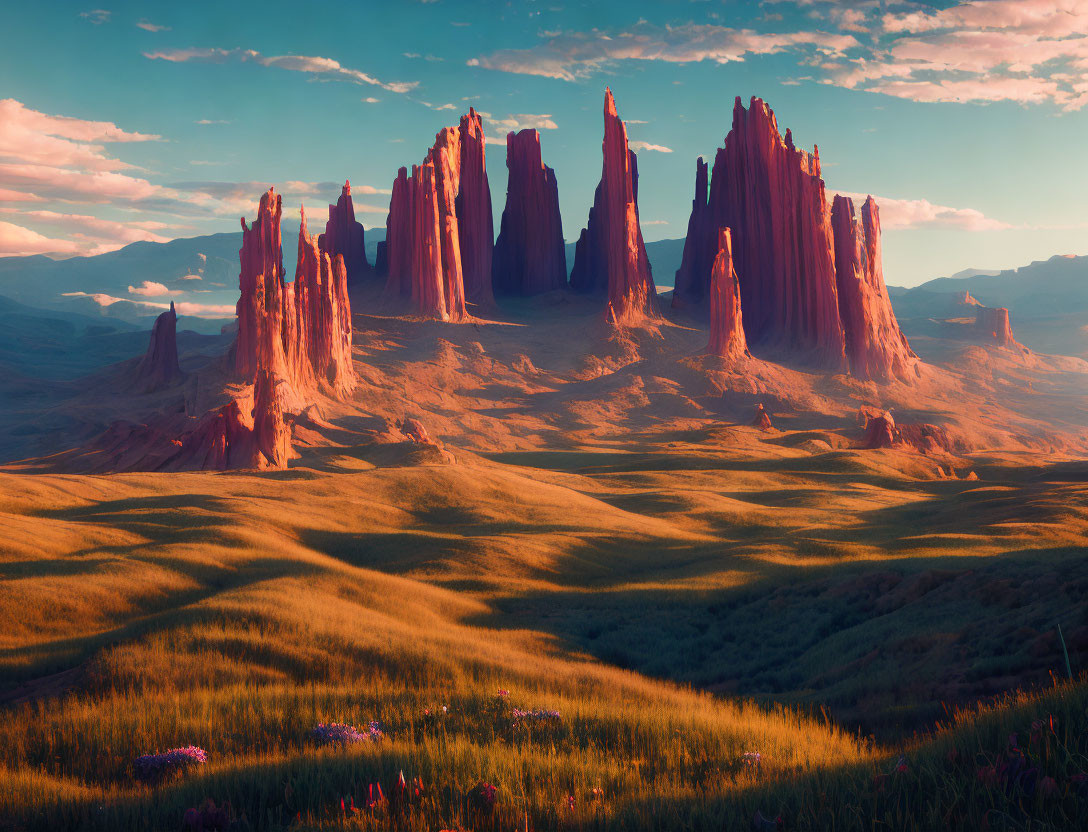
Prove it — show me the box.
[831,195,917,382]
[861,410,897,449]
[384,109,496,320]
[975,306,1016,347]
[318,181,369,284]
[134,302,183,392]
[163,371,292,471]
[752,403,773,431]
[706,228,747,360]
[234,188,354,398]
[492,129,567,296]
[569,88,657,324]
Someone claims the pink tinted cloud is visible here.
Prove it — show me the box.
[0,220,82,256]
[128,280,182,297]
[62,291,235,317]
[832,191,1013,232]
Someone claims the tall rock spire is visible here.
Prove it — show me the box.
[134,301,184,392]
[492,129,567,296]
[831,195,917,382]
[233,189,354,398]
[455,109,495,308]
[672,157,714,311]
[569,89,656,323]
[318,180,369,285]
[706,228,747,360]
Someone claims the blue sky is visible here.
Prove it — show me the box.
[3,0,1088,304]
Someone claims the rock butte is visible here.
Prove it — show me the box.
[706,227,748,361]
[676,97,852,368]
[492,129,567,296]
[975,306,1017,347]
[384,109,496,319]
[861,410,897,449]
[569,88,657,325]
[831,195,918,382]
[752,403,774,431]
[134,301,183,393]
[234,188,354,399]
[318,181,370,285]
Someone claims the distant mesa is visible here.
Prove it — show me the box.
[569,88,657,325]
[383,108,494,320]
[133,301,184,393]
[318,180,371,285]
[974,305,1017,348]
[492,129,567,296]
[674,96,915,381]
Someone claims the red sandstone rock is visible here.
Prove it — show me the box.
[384,110,495,321]
[706,228,747,360]
[861,410,897,449]
[975,306,1016,347]
[752,403,773,431]
[399,417,433,444]
[134,301,183,392]
[678,97,845,366]
[318,181,370,284]
[957,290,981,307]
[673,158,714,311]
[234,188,354,398]
[569,88,657,324]
[295,207,355,397]
[493,129,567,296]
[831,195,917,382]
[235,188,289,382]
[455,109,495,308]
[163,371,293,471]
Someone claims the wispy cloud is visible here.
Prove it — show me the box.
[128,280,181,296]
[832,191,1013,232]
[136,20,170,32]
[629,140,673,153]
[480,112,559,131]
[62,291,235,317]
[79,9,111,25]
[469,22,858,81]
[144,47,419,93]
[194,118,229,125]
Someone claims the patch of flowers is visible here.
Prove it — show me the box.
[511,707,561,723]
[310,721,383,746]
[134,745,207,781]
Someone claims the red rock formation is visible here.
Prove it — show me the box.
[673,158,714,311]
[569,88,657,324]
[455,109,495,308]
[676,97,845,366]
[399,417,433,444]
[831,195,917,382]
[752,403,773,431]
[384,111,496,321]
[493,129,567,296]
[295,207,355,397]
[706,228,747,360]
[975,306,1016,346]
[163,371,292,471]
[234,188,354,398]
[957,290,981,307]
[861,410,897,449]
[235,188,289,382]
[134,301,183,392]
[318,181,369,284]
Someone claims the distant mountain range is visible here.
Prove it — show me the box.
[1,228,1084,356]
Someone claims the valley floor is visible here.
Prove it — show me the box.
[2,286,1088,830]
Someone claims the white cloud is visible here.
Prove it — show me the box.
[62,291,235,317]
[128,280,182,296]
[136,21,170,32]
[145,47,419,93]
[629,141,673,153]
[79,9,111,25]
[832,191,1013,232]
[482,112,559,131]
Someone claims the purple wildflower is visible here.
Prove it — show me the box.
[511,708,560,724]
[134,746,207,781]
[310,721,383,746]
[742,752,762,771]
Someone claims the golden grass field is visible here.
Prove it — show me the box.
[2,287,1087,830]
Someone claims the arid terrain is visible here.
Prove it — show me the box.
[2,272,1088,830]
